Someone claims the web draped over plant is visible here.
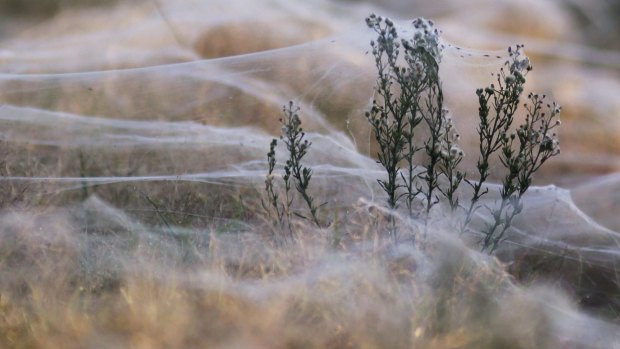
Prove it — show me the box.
[319,15,564,252]
[0,1,619,347]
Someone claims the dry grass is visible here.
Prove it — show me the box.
[1,3,620,347]
[0,195,615,348]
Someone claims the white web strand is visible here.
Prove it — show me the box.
[0,0,619,346]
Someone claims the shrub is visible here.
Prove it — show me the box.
[263,101,321,231]
[264,14,561,252]
[365,15,465,223]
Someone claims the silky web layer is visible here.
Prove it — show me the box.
[0,0,619,347]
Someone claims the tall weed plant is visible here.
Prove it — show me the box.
[264,15,561,252]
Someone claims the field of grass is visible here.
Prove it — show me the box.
[1,0,620,348]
